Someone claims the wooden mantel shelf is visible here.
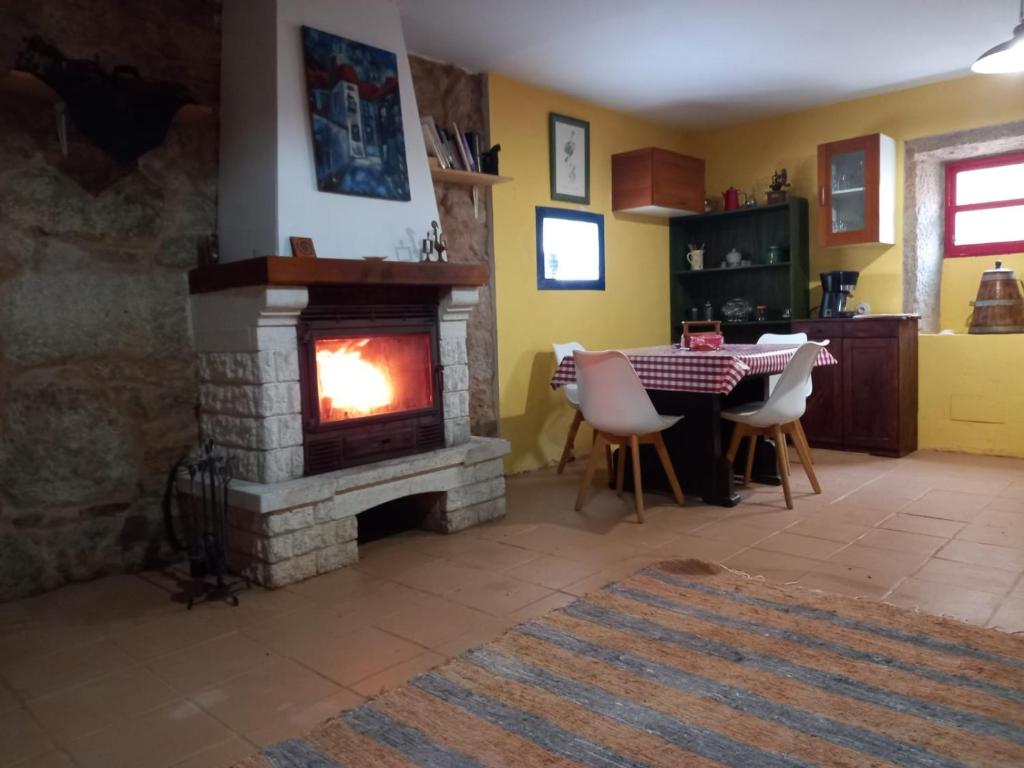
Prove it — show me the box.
[189,256,489,294]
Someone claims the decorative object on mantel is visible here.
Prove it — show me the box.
[9,35,209,163]
[549,112,589,204]
[164,441,249,609]
[767,168,791,203]
[421,220,448,262]
[969,260,1024,334]
[289,236,317,259]
[300,26,410,201]
[722,186,747,211]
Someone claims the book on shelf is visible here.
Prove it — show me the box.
[451,121,474,172]
[420,116,448,169]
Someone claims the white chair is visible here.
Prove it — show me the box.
[553,342,585,474]
[722,342,826,509]
[757,332,809,396]
[573,350,685,523]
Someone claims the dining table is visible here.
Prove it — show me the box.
[550,342,839,506]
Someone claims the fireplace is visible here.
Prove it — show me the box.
[184,258,510,588]
[298,294,445,475]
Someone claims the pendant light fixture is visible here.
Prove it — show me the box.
[972,0,1024,73]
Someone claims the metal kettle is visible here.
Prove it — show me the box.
[722,187,747,211]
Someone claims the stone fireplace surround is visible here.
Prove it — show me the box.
[180,258,510,587]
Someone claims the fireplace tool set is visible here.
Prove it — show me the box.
[166,441,248,609]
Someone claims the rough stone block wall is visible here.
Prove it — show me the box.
[409,56,498,438]
[0,1,220,600]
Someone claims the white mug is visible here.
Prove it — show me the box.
[687,249,704,270]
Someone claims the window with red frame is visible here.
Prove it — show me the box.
[945,152,1024,258]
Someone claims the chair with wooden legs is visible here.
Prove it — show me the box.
[572,350,685,523]
[553,342,585,474]
[722,342,827,509]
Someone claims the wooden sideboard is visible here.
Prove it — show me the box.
[793,316,918,457]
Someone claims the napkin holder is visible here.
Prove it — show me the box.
[682,321,723,351]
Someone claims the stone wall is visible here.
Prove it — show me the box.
[409,56,499,437]
[0,1,220,600]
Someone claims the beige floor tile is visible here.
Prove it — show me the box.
[505,591,578,624]
[651,534,749,564]
[983,495,1024,513]
[900,490,994,522]
[66,700,233,768]
[373,596,492,647]
[784,518,869,543]
[147,632,274,695]
[190,656,341,737]
[279,565,385,604]
[446,540,541,571]
[797,561,902,600]
[812,504,895,528]
[243,606,358,657]
[720,505,804,531]
[987,596,1024,633]
[350,651,447,697]
[353,547,445,581]
[887,578,1001,626]
[246,688,364,747]
[0,639,136,700]
[690,521,774,547]
[446,575,555,616]
[502,554,602,590]
[826,544,929,577]
[855,528,948,556]
[26,576,176,632]
[912,557,1020,596]
[387,558,492,597]
[0,620,106,666]
[11,750,76,768]
[0,707,54,767]
[431,614,514,657]
[834,488,915,512]
[955,523,1024,548]
[723,548,820,583]
[27,666,178,745]
[168,737,256,768]
[879,514,965,539]
[112,607,239,661]
[754,532,845,561]
[283,625,425,687]
[935,539,1024,572]
[0,682,18,713]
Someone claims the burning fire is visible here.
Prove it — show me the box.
[316,338,394,419]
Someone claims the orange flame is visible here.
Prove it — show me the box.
[316,338,394,419]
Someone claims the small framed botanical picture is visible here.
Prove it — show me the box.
[549,113,589,204]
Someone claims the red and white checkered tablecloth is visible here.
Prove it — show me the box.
[550,344,838,395]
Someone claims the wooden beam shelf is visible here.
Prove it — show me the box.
[189,256,489,294]
[430,166,512,187]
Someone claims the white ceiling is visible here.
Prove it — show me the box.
[396,0,1019,127]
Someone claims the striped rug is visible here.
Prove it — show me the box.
[237,560,1024,767]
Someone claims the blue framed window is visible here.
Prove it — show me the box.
[535,206,605,291]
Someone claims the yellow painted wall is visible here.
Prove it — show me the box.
[686,74,1024,331]
[919,334,1024,457]
[487,74,695,473]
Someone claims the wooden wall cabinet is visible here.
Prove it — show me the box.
[793,316,917,457]
[817,133,895,247]
[612,148,704,217]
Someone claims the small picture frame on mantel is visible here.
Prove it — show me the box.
[289,236,317,259]
[549,112,590,205]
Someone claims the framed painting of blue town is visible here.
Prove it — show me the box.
[301,26,410,201]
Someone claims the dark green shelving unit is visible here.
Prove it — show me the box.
[669,198,809,343]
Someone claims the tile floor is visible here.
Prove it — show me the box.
[1,447,1023,767]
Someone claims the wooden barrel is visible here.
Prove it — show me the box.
[969,260,1024,334]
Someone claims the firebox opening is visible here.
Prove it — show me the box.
[356,492,443,544]
[315,333,434,423]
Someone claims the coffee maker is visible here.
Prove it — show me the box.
[819,271,859,318]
